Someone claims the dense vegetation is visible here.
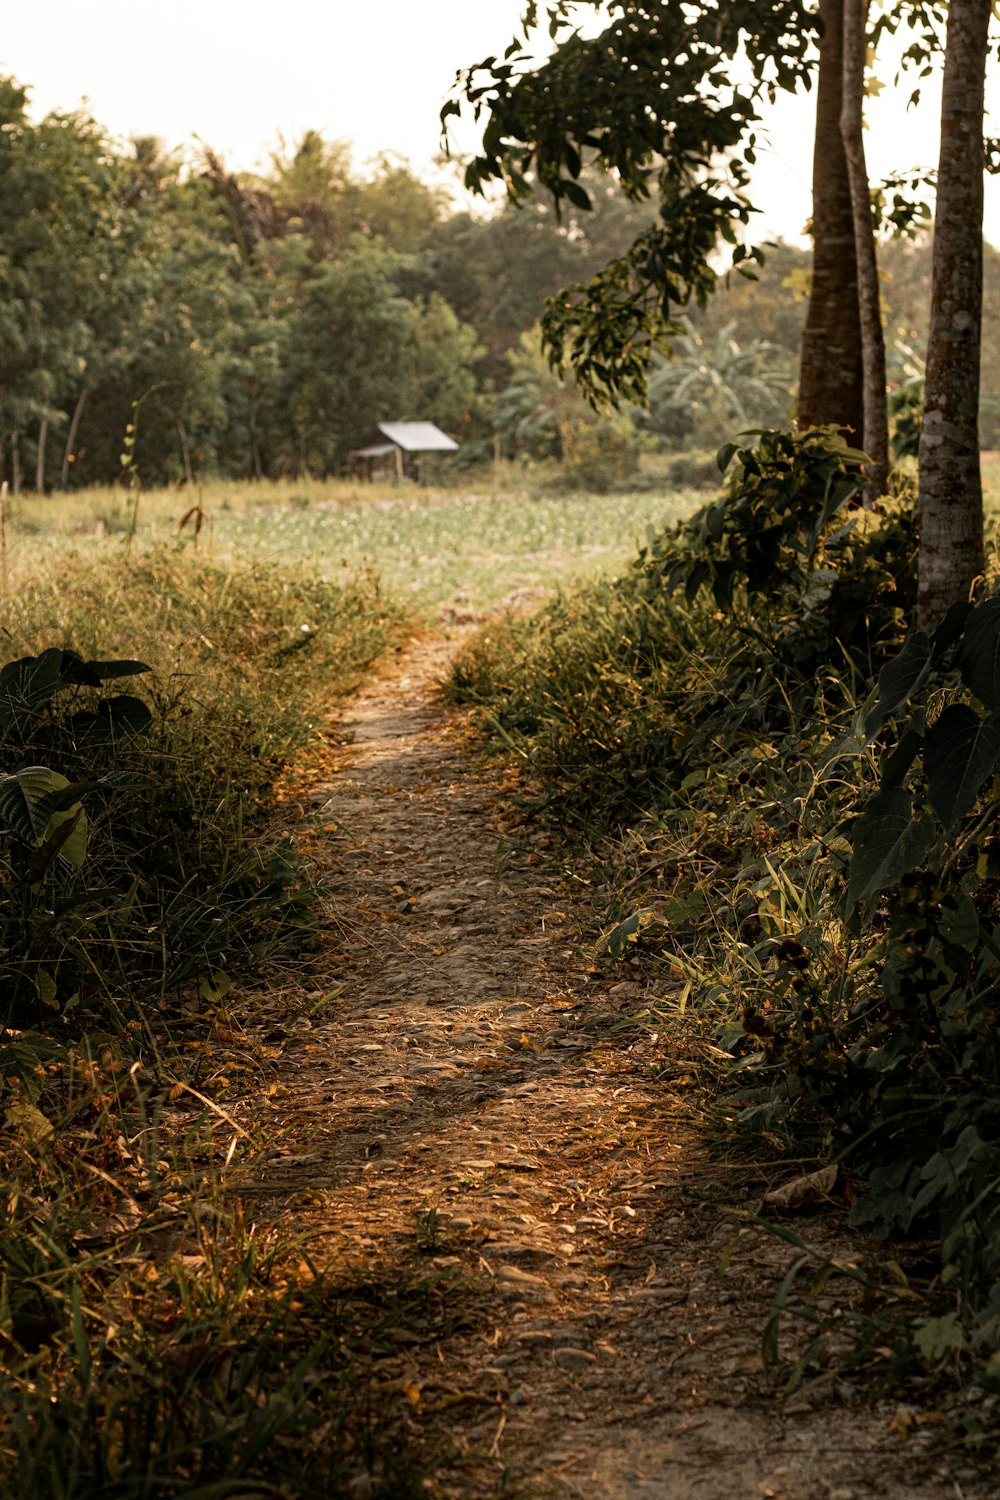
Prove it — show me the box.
[449,429,1000,1438]
[6,69,1000,496]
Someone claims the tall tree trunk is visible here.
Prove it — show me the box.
[916,0,991,627]
[798,0,865,441]
[840,0,888,500]
[10,432,21,496]
[35,416,48,494]
[61,390,87,486]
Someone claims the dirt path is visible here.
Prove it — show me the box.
[243,634,987,1500]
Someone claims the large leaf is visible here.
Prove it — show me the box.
[68,694,152,742]
[0,766,87,866]
[57,650,151,687]
[878,708,925,791]
[846,786,935,907]
[0,648,63,732]
[959,599,1000,710]
[924,703,1000,830]
[865,631,934,739]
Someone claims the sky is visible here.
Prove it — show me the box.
[2,1,999,246]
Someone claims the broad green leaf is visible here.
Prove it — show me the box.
[0,648,63,730]
[939,892,981,951]
[865,631,933,738]
[596,908,656,958]
[34,970,58,1009]
[846,786,935,907]
[924,704,1000,829]
[959,598,1000,709]
[69,694,152,742]
[34,806,88,873]
[0,767,87,867]
[878,708,925,790]
[0,766,72,842]
[913,1313,968,1362]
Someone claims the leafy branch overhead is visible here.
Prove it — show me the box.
[444,1,820,405]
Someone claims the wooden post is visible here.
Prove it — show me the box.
[61,391,87,486]
[36,416,48,494]
[0,481,8,616]
[394,444,403,483]
[177,419,195,485]
[11,433,21,496]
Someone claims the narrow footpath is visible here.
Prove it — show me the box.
[240,634,986,1500]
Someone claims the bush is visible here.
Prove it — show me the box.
[447,423,1000,1419]
[560,418,639,493]
[0,550,406,1039]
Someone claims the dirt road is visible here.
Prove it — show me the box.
[242,633,986,1500]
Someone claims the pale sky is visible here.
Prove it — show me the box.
[2,1,999,246]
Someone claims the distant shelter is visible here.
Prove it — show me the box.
[351,421,459,483]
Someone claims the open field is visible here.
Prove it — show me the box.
[2,473,704,617]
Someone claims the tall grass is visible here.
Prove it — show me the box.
[0,543,430,1494]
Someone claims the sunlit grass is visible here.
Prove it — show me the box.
[4,471,702,615]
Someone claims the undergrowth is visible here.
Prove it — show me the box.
[448,426,1000,1443]
[0,548,446,1495]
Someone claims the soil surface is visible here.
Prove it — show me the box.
[240,632,989,1500]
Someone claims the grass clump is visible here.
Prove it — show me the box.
[0,1049,466,1497]
[0,546,441,1494]
[0,549,406,1019]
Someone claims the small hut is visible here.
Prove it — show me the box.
[351,421,459,483]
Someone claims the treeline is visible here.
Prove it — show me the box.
[5,71,1000,492]
[0,77,660,490]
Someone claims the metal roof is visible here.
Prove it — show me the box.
[377,421,459,453]
[352,442,398,458]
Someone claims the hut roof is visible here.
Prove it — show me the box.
[352,442,398,458]
[376,421,458,453]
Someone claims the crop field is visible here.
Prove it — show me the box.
[3,473,704,616]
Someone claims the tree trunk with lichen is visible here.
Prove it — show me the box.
[798,0,865,444]
[916,0,990,627]
[840,0,888,500]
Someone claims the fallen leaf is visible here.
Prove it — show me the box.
[762,1164,840,1213]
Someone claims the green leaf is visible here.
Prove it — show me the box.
[914,1313,968,1362]
[0,648,63,731]
[68,694,152,742]
[865,631,933,738]
[0,767,88,868]
[878,708,925,790]
[0,767,72,842]
[34,970,58,1009]
[846,786,935,907]
[596,908,656,958]
[31,806,87,876]
[939,893,980,951]
[959,598,1000,709]
[924,704,1000,830]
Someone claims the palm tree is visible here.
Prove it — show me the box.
[642,318,794,448]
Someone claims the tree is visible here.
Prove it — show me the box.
[840,0,888,495]
[278,238,480,474]
[446,1,819,408]
[0,81,125,491]
[797,0,864,441]
[641,319,793,448]
[916,0,992,625]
